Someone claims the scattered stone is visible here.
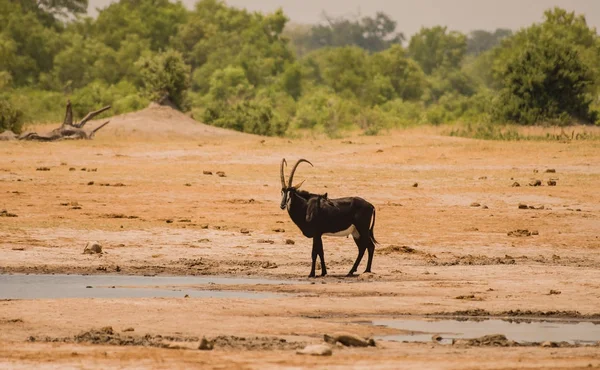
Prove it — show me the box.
[122,328,135,332]
[257,239,275,244]
[482,205,489,209]
[452,334,516,347]
[200,224,209,229]
[507,229,531,237]
[198,337,214,350]
[83,241,102,254]
[296,344,332,356]
[479,176,488,180]
[11,247,25,251]
[86,286,93,289]
[0,210,18,217]
[470,202,481,207]
[324,333,372,347]
[36,167,50,171]
[531,230,539,235]
[512,182,521,187]
[69,167,76,171]
[455,294,476,300]
[529,179,542,186]
[216,171,226,177]
[165,219,173,224]
[184,183,192,187]
[541,341,557,348]
[376,149,384,153]
[548,290,561,295]
[412,182,419,188]
[547,180,557,186]
[261,261,278,269]
[272,228,285,233]
[87,181,94,185]
[240,228,250,234]
[518,203,529,209]
[285,239,295,245]
[545,169,556,173]
[203,171,212,175]
[432,334,443,342]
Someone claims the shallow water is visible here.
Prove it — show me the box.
[374,318,600,345]
[0,274,299,300]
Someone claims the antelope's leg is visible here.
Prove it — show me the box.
[316,236,327,276]
[309,237,319,278]
[365,242,375,273]
[348,236,366,276]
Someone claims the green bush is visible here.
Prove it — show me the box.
[0,98,24,133]
[136,49,191,111]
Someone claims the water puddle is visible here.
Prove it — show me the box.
[373,317,600,345]
[0,274,300,300]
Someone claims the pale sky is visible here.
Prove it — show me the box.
[88,0,600,37]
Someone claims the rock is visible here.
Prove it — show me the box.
[432,334,443,342]
[412,182,419,188]
[507,229,531,237]
[272,228,285,233]
[296,344,332,356]
[240,228,250,234]
[548,290,561,295]
[0,131,17,141]
[198,337,214,350]
[512,182,521,187]
[203,171,212,175]
[324,332,371,347]
[518,203,528,209]
[547,180,557,186]
[545,169,556,173]
[529,179,542,186]
[122,327,135,332]
[470,202,481,207]
[83,241,102,254]
[261,261,278,269]
[285,239,295,245]
[541,341,557,348]
[216,171,226,177]
[0,210,18,217]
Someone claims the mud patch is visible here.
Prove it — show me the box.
[428,254,517,266]
[27,327,304,351]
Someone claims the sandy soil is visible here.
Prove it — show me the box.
[1,105,600,369]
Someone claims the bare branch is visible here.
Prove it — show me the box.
[62,100,73,128]
[91,121,110,137]
[75,105,112,128]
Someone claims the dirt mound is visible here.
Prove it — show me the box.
[89,103,250,139]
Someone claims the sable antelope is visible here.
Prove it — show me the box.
[280,158,378,277]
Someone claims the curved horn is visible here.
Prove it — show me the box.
[280,158,287,189]
[288,159,313,189]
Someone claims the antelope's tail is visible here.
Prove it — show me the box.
[369,207,378,245]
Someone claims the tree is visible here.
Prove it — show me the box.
[466,29,512,55]
[494,38,596,124]
[292,11,404,54]
[408,26,467,75]
[136,49,191,111]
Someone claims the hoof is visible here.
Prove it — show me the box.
[346,272,356,277]
[308,273,316,278]
[321,271,327,277]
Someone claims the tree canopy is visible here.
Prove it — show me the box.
[0,1,598,136]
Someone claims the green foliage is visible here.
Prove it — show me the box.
[466,29,512,55]
[408,26,467,75]
[0,97,24,133]
[1,2,598,138]
[491,11,598,125]
[292,11,404,55]
[137,49,191,110]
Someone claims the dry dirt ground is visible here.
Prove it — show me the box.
[1,105,600,369]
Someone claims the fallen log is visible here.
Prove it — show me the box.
[18,101,111,142]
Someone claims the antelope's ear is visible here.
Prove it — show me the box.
[323,192,328,198]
